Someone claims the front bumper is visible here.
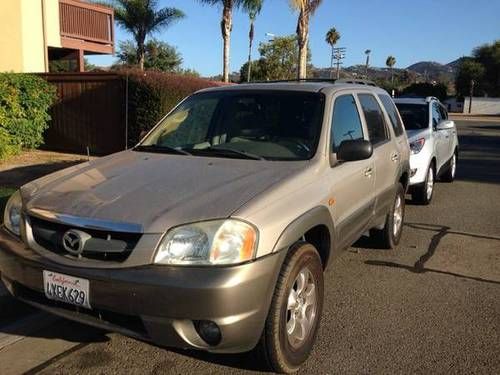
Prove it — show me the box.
[0,228,286,353]
[409,152,431,185]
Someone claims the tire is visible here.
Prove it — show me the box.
[441,151,457,182]
[370,183,405,249]
[257,242,324,374]
[412,163,435,205]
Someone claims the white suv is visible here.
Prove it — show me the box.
[394,97,459,204]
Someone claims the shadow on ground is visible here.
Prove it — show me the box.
[0,160,85,188]
[365,222,500,286]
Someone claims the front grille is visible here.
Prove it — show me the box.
[11,280,148,337]
[29,216,141,262]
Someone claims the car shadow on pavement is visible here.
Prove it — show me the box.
[365,222,500,286]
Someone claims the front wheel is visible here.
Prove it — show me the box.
[370,183,405,249]
[257,242,324,373]
[441,152,457,182]
[412,163,435,205]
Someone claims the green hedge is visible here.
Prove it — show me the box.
[120,69,224,146]
[0,73,56,160]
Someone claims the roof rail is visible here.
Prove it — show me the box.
[245,78,338,84]
[335,78,377,87]
[425,96,439,103]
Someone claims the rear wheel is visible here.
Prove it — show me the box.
[257,242,324,373]
[370,183,405,249]
[412,163,434,205]
[441,152,457,182]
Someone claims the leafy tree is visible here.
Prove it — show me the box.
[259,35,311,80]
[199,0,243,83]
[239,59,267,82]
[386,55,396,86]
[472,40,500,97]
[110,0,184,70]
[455,58,485,98]
[290,0,323,79]
[115,39,182,71]
[242,0,263,82]
[49,59,96,72]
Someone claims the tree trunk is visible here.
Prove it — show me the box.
[136,36,145,70]
[221,2,233,83]
[296,9,309,79]
[247,20,254,82]
[391,67,394,86]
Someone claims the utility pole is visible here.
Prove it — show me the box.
[332,47,346,79]
[468,79,475,114]
[364,49,371,78]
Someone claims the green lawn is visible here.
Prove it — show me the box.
[0,187,16,223]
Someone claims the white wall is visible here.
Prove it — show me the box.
[463,97,500,115]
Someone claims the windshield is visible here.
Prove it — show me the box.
[138,90,325,161]
[395,103,429,130]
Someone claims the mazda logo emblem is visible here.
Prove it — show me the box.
[62,229,91,255]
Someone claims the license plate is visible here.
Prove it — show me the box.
[43,271,91,309]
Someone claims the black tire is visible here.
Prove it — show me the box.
[370,183,405,249]
[412,163,435,205]
[257,242,324,374]
[441,151,457,182]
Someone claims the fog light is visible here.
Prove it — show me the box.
[195,320,222,346]
[410,168,417,177]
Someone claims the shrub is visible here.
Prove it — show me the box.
[0,73,57,158]
[119,69,225,146]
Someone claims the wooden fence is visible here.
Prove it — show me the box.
[39,73,126,155]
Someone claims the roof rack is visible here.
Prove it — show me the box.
[246,78,338,84]
[335,79,377,87]
[241,78,379,87]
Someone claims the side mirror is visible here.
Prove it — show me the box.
[436,120,455,131]
[337,140,373,162]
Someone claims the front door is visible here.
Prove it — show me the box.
[328,93,375,248]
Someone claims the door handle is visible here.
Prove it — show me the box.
[390,153,399,162]
[364,167,373,177]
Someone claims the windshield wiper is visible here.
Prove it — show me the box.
[190,146,265,160]
[133,145,192,156]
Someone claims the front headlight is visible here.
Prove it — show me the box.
[409,138,426,154]
[154,219,258,265]
[3,190,22,236]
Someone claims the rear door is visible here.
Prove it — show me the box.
[329,93,375,248]
[358,93,399,219]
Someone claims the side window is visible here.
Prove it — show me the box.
[438,105,448,120]
[331,95,364,151]
[378,94,404,137]
[432,102,442,127]
[358,94,389,145]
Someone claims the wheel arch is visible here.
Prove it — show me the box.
[272,206,335,270]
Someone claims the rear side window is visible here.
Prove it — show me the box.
[432,102,442,126]
[358,94,389,145]
[378,94,404,136]
[331,95,364,151]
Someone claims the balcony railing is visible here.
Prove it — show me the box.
[59,0,114,53]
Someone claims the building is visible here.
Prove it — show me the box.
[0,0,114,73]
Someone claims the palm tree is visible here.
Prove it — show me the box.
[325,27,340,78]
[386,55,396,85]
[364,49,371,77]
[242,0,263,82]
[111,0,185,70]
[290,0,323,79]
[199,0,243,82]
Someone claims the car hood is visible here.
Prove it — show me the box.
[22,151,306,233]
[406,128,430,142]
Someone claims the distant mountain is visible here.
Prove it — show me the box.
[405,60,461,81]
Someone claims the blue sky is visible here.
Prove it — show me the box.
[89,0,500,76]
